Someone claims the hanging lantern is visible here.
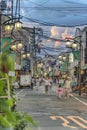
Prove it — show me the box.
[59,60,62,64]
[4,23,13,32]
[59,55,62,60]
[11,44,16,51]
[27,53,30,57]
[17,43,23,49]
[22,53,26,58]
[66,40,72,48]
[62,56,67,61]
[15,20,22,30]
[72,42,78,49]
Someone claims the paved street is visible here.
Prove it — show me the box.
[16,85,87,130]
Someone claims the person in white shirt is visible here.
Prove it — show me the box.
[36,77,40,91]
[64,77,72,99]
[44,77,50,95]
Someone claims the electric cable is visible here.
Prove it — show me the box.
[21,15,87,27]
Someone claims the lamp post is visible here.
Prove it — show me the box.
[58,53,69,79]
[66,34,83,96]
[0,0,22,53]
[10,41,23,66]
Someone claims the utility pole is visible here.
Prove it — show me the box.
[78,36,83,96]
[33,27,37,74]
[29,27,36,77]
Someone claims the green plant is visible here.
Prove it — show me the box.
[0,51,37,130]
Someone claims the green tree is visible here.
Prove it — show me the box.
[0,51,37,130]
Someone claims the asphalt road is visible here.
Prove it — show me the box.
[15,86,87,130]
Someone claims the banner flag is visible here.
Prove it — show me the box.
[72,51,80,61]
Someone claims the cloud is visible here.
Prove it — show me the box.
[50,27,75,48]
[51,26,59,37]
[54,41,60,48]
[61,28,73,39]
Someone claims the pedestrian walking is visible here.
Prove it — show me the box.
[56,84,64,99]
[36,77,40,91]
[31,77,34,90]
[44,77,50,95]
[64,77,72,99]
[59,77,64,87]
[49,77,53,90]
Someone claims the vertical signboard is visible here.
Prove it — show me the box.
[60,61,68,72]
[1,37,12,51]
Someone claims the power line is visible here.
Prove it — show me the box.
[21,15,87,27]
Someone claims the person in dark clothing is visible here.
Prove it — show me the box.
[31,77,34,90]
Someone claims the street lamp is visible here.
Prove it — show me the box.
[59,60,62,64]
[4,23,13,32]
[59,54,68,62]
[59,55,63,60]
[71,42,78,49]
[66,34,83,96]
[0,0,22,53]
[11,42,23,51]
[66,40,72,48]
[66,40,78,50]
[14,20,22,30]
[21,52,30,59]
[4,21,22,32]
[62,55,67,61]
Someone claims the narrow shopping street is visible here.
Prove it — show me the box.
[1,1,87,130]
[16,86,87,130]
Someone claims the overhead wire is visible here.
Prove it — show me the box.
[41,47,65,52]
[18,0,87,27]
[21,15,87,27]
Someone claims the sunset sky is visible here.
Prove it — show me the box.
[19,0,87,55]
[20,0,87,49]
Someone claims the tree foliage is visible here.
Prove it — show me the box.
[0,51,37,130]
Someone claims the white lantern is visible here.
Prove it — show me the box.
[72,42,78,49]
[15,21,22,30]
[63,56,67,61]
[17,43,23,49]
[11,44,16,50]
[59,55,62,60]
[66,40,72,48]
[22,54,26,58]
[4,23,13,32]
[27,53,30,57]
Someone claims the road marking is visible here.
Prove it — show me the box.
[15,89,25,97]
[16,89,24,95]
[50,116,77,129]
[67,116,87,129]
[70,94,87,106]
[50,116,87,129]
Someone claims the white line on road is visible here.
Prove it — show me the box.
[15,89,25,98]
[16,89,24,95]
[70,94,87,106]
